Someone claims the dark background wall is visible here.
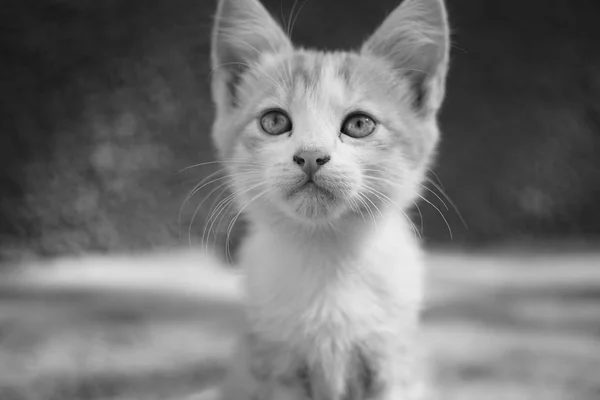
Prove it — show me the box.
[1,0,600,259]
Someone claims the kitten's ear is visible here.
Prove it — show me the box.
[361,0,450,114]
[211,0,292,110]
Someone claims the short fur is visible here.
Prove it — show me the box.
[208,0,450,399]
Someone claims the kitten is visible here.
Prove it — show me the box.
[207,0,450,398]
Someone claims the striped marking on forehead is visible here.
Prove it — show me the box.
[288,53,321,89]
[277,52,360,101]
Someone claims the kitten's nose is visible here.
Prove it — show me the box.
[292,151,331,178]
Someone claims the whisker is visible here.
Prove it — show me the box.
[427,169,446,190]
[204,196,239,254]
[180,169,262,240]
[280,2,287,36]
[185,179,237,247]
[345,193,366,223]
[202,189,240,250]
[225,186,272,263]
[179,168,226,237]
[359,187,387,219]
[356,192,376,224]
[413,201,424,236]
[176,159,267,175]
[190,182,234,249]
[362,183,421,239]
[289,0,309,39]
[286,0,299,37]
[196,182,239,253]
[202,181,265,254]
[416,193,453,240]
[177,162,223,174]
[425,177,468,229]
[362,172,453,238]
[360,182,396,206]
[419,183,449,211]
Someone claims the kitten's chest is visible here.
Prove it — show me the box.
[245,261,398,399]
[252,269,390,339]
[242,241,421,347]
[239,227,424,399]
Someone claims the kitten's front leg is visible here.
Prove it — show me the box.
[249,345,312,400]
[345,347,428,400]
[342,348,383,400]
[220,333,310,400]
[369,356,429,400]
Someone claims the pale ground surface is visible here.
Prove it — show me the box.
[1,247,599,400]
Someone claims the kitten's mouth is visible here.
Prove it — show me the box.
[301,179,315,189]
[289,179,336,202]
[280,177,347,221]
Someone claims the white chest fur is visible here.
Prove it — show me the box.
[238,212,424,394]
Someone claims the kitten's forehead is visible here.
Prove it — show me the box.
[283,52,354,89]
[262,51,401,108]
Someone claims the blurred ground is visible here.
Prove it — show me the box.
[1,248,599,400]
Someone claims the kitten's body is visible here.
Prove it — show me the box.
[207,0,450,398]
[228,212,425,400]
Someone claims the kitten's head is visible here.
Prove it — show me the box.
[210,0,449,226]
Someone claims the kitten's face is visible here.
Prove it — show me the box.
[210,0,449,226]
[223,51,437,223]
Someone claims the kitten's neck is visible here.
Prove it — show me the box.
[246,205,418,267]
[240,203,424,323]
[252,209,382,246]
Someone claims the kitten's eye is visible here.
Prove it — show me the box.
[341,113,377,138]
[259,109,292,135]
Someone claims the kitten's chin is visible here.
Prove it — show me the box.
[279,183,348,223]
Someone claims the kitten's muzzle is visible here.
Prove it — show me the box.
[292,151,330,180]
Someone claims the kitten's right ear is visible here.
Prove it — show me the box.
[211,0,292,111]
[361,0,450,115]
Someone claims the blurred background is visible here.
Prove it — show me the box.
[1,0,600,399]
[2,0,600,258]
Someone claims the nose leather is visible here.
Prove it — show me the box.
[292,150,331,178]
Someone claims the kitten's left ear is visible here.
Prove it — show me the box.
[361,0,450,114]
[211,0,292,112]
